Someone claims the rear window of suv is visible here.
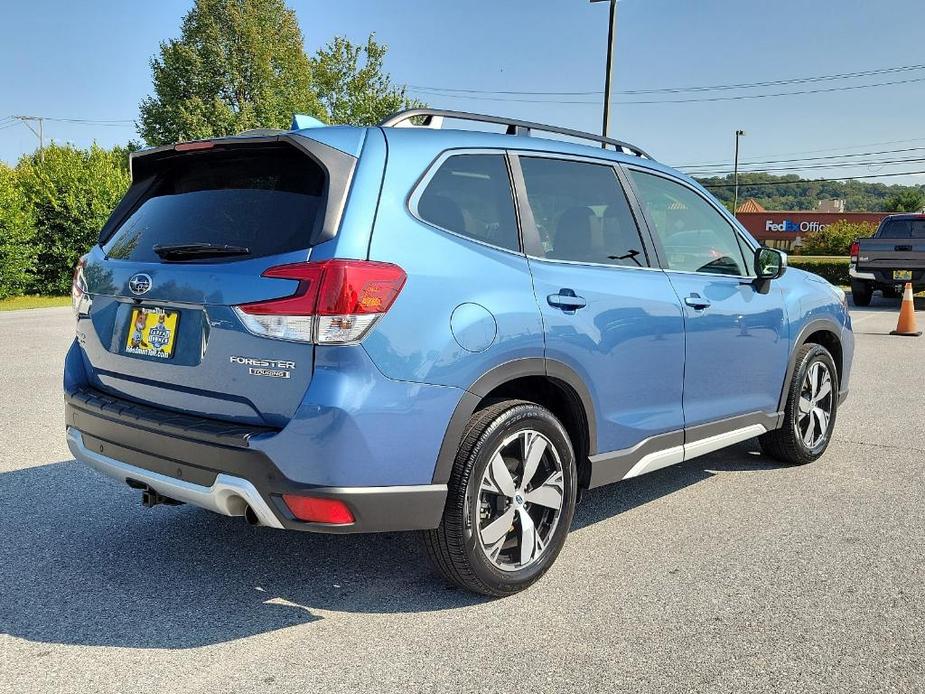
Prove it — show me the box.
[879,219,925,239]
[102,145,325,262]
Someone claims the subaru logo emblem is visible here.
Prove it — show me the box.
[128,273,152,295]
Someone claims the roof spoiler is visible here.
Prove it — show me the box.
[118,133,357,248]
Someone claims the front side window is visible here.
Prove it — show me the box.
[519,157,647,267]
[416,154,520,252]
[628,170,750,276]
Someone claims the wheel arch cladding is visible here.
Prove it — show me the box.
[802,329,843,384]
[777,318,844,413]
[431,358,597,487]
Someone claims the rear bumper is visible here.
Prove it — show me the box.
[65,388,447,533]
[67,426,285,527]
[852,264,925,287]
[848,266,876,281]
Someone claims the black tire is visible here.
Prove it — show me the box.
[422,400,578,597]
[759,344,839,465]
[850,280,872,306]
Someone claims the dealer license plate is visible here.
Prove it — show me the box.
[125,307,179,359]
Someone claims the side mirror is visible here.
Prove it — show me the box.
[754,247,787,280]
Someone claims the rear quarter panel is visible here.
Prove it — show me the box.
[362,132,545,388]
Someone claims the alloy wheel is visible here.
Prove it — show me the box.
[798,361,834,449]
[472,430,565,571]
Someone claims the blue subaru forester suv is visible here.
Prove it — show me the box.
[66,109,853,596]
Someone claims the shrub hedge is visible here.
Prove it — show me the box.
[0,165,36,299]
[0,144,130,298]
[787,256,850,286]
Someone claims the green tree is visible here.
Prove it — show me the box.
[17,144,130,294]
[311,34,419,125]
[800,219,877,256]
[137,0,323,145]
[884,188,925,213]
[0,165,37,299]
[697,172,925,213]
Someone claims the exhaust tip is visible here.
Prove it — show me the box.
[243,504,261,526]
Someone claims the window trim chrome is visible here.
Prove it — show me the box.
[525,254,664,272]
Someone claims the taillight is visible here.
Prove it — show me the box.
[282,494,355,524]
[71,256,88,315]
[849,241,860,263]
[234,259,406,344]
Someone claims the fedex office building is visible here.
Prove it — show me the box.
[735,203,887,251]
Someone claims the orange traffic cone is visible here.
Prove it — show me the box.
[890,282,922,337]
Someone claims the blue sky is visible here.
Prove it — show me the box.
[1,0,924,183]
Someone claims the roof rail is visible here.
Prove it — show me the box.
[380,108,652,159]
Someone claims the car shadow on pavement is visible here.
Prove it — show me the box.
[0,440,779,650]
[849,293,925,311]
[572,439,787,531]
[849,294,925,334]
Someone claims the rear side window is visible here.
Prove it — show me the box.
[416,154,520,252]
[518,157,646,267]
[102,145,325,262]
[879,219,925,239]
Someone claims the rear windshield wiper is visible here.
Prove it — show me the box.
[153,243,251,260]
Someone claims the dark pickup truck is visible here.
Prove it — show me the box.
[850,214,925,306]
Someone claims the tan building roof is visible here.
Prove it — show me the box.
[736,198,766,213]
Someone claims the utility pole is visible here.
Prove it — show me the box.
[14,115,45,159]
[733,129,746,214]
[591,0,618,146]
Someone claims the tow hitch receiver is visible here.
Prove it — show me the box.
[142,489,184,508]
[127,478,184,508]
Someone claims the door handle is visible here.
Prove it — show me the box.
[547,289,587,312]
[684,294,711,310]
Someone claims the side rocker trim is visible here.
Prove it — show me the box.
[587,411,780,489]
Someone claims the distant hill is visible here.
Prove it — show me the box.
[693,172,925,212]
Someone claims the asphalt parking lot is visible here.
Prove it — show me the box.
[1,298,923,694]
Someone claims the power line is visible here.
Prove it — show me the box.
[680,146,925,173]
[41,117,135,127]
[687,156,925,178]
[678,138,925,169]
[700,170,925,188]
[2,114,134,128]
[407,62,925,97]
[409,74,925,105]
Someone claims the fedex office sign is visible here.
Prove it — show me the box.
[765,219,828,233]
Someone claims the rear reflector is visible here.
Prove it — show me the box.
[849,241,860,263]
[235,260,406,344]
[282,495,355,524]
